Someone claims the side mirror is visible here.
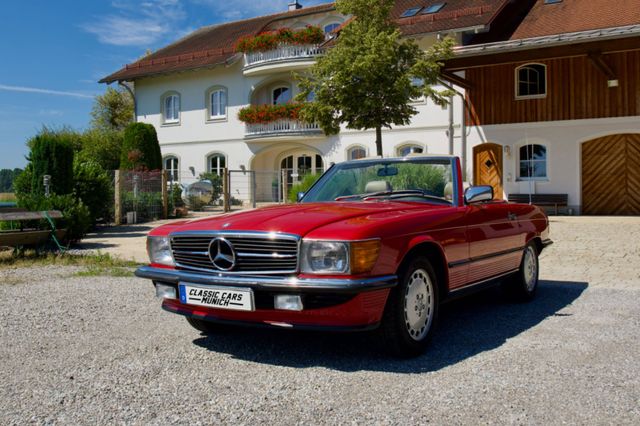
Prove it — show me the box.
[464,185,493,204]
[297,192,305,202]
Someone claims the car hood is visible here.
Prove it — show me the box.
[151,201,449,238]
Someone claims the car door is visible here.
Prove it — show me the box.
[464,200,522,285]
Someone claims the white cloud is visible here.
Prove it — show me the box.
[0,84,94,99]
[82,0,187,47]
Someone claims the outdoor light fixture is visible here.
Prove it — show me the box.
[43,175,51,197]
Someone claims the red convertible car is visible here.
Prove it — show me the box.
[136,155,551,357]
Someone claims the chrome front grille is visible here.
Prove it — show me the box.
[171,232,299,275]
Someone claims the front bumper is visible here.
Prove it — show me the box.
[135,266,397,329]
[134,265,397,293]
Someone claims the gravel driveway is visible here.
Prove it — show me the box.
[1,217,639,424]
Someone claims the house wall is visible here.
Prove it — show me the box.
[467,115,640,213]
[466,50,640,125]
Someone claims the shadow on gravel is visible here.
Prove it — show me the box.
[192,279,588,373]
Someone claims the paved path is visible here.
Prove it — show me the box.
[1,216,639,424]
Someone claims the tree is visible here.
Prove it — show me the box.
[0,168,22,192]
[90,86,134,133]
[77,129,124,171]
[120,123,162,171]
[296,0,454,157]
[28,128,76,195]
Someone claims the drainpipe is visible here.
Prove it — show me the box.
[439,80,468,181]
[448,94,454,155]
[118,81,137,122]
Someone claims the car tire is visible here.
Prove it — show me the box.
[185,317,228,334]
[380,256,439,358]
[506,243,539,302]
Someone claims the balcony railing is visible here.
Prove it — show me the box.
[245,119,322,138]
[244,44,324,68]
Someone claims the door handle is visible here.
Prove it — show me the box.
[508,213,517,221]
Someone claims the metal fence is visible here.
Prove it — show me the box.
[114,170,166,225]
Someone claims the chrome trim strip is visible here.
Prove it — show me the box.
[136,266,397,292]
[448,246,525,269]
[237,252,297,259]
[170,230,301,241]
[448,269,518,295]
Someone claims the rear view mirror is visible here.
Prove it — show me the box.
[377,166,398,177]
[464,186,493,204]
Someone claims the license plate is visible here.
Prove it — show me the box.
[178,283,254,311]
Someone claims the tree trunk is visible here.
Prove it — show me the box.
[375,126,383,157]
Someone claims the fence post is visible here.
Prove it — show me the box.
[161,170,168,219]
[281,169,288,203]
[114,170,122,225]
[223,168,230,212]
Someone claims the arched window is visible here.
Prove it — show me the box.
[208,153,226,176]
[323,22,340,38]
[273,86,291,105]
[397,144,424,157]
[207,87,227,120]
[519,144,547,180]
[162,92,180,124]
[347,146,366,160]
[164,156,179,181]
[516,64,547,98]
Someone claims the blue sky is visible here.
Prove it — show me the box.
[0,0,327,170]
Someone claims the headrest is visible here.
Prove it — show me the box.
[365,180,392,193]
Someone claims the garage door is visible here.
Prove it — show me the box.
[582,134,640,215]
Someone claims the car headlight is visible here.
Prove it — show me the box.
[147,236,175,266]
[300,239,380,274]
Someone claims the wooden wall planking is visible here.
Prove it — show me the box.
[466,50,640,125]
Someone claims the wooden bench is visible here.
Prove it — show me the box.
[0,210,66,248]
[507,193,568,215]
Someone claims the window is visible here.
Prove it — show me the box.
[208,87,227,120]
[208,154,226,176]
[397,145,424,157]
[164,156,179,181]
[273,87,291,105]
[516,64,547,99]
[422,3,446,14]
[519,144,547,180]
[162,93,180,124]
[400,7,422,18]
[323,23,340,35]
[347,146,367,160]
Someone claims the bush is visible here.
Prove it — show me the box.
[17,194,91,242]
[235,26,324,52]
[169,184,184,212]
[78,129,124,171]
[120,191,163,222]
[197,172,223,202]
[238,103,306,124]
[28,128,77,195]
[73,160,114,223]
[289,174,320,203]
[120,123,161,171]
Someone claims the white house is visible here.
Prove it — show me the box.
[100,1,515,203]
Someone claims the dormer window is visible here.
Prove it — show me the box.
[516,63,547,99]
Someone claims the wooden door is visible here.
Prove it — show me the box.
[473,143,503,199]
[582,134,640,215]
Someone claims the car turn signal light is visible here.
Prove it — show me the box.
[350,240,381,275]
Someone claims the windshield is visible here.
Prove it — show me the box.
[301,157,455,204]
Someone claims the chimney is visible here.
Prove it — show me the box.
[288,1,302,11]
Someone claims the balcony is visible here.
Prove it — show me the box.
[243,45,324,76]
[245,119,323,141]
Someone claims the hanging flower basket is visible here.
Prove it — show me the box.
[236,26,324,53]
[238,103,307,124]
